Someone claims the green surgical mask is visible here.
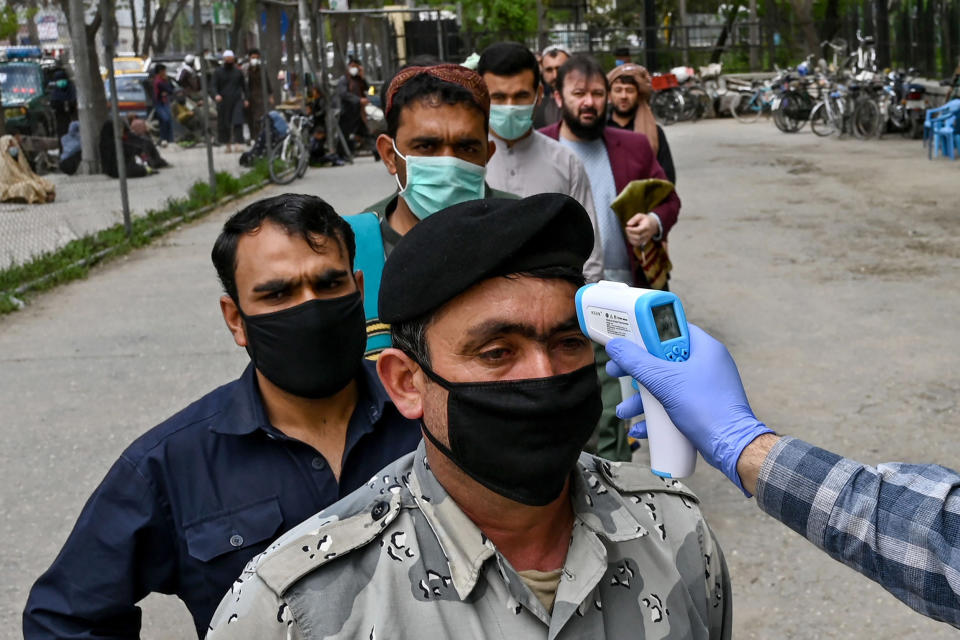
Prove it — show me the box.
[489,104,535,141]
[393,140,486,220]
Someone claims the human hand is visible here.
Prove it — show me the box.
[243,100,249,108]
[215,95,223,103]
[361,97,369,106]
[624,213,658,248]
[605,324,774,494]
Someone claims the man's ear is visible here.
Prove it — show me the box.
[535,84,543,107]
[486,137,496,162]
[376,134,397,175]
[220,295,247,348]
[376,348,425,420]
[354,269,365,302]
[553,88,563,109]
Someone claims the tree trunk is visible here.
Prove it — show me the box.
[230,0,249,55]
[821,0,841,45]
[709,3,740,63]
[789,0,820,56]
[130,0,140,53]
[155,1,190,53]
[26,0,41,44]
[141,0,154,56]
[875,0,891,68]
[62,0,105,173]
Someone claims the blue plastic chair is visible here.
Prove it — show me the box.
[923,99,960,148]
[929,112,957,160]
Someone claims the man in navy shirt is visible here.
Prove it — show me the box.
[23,194,422,638]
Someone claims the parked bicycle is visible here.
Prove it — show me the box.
[268,110,313,185]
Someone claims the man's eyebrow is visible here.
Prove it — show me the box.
[408,135,443,145]
[252,278,294,294]
[455,136,485,147]
[460,314,582,350]
[312,269,350,286]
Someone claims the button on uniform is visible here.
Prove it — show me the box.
[229,534,244,547]
[311,457,326,470]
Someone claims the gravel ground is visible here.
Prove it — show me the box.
[1,119,958,638]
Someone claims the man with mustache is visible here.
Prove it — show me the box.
[539,54,681,463]
[206,194,730,639]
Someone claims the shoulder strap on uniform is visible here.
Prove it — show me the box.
[257,492,402,595]
[591,455,700,503]
[344,212,391,356]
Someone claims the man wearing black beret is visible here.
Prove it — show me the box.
[208,193,731,639]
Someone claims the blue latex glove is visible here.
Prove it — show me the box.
[605,324,774,495]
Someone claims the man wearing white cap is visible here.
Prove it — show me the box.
[213,49,248,152]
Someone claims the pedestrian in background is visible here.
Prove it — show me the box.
[244,49,273,143]
[477,42,603,284]
[337,56,371,154]
[607,63,676,185]
[152,64,175,144]
[540,53,680,463]
[532,45,568,128]
[49,68,77,141]
[213,50,248,152]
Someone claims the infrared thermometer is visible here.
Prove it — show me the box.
[575,281,697,478]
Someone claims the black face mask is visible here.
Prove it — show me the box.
[419,363,602,506]
[240,291,367,399]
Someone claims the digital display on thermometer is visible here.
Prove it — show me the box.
[652,303,681,341]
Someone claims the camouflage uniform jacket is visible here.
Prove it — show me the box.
[207,441,732,639]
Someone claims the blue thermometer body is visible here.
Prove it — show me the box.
[576,281,697,478]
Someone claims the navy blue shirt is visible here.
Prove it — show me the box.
[23,361,421,639]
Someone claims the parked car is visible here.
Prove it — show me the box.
[101,55,146,78]
[0,54,57,138]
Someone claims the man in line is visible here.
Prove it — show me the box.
[244,49,273,143]
[540,53,681,462]
[354,64,516,356]
[152,64,175,144]
[337,57,372,155]
[23,195,422,638]
[607,326,960,629]
[207,194,731,639]
[213,50,248,152]
[478,42,603,284]
[533,45,568,128]
[607,63,676,185]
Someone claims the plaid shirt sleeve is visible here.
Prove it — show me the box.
[755,436,960,628]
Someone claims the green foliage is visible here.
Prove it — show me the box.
[0,4,18,42]
[0,160,273,314]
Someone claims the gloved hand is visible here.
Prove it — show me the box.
[605,324,774,495]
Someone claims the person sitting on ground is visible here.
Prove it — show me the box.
[59,121,82,176]
[0,135,55,203]
[98,121,150,179]
[126,116,170,169]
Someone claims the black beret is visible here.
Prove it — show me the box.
[379,193,594,323]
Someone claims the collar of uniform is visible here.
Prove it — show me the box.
[408,441,497,600]
[569,455,653,542]
[209,360,392,437]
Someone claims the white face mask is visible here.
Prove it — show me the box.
[250,58,260,67]
[348,66,359,77]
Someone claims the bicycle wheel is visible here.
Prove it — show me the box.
[651,90,682,126]
[269,135,304,185]
[809,102,835,137]
[852,98,882,139]
[730,93,761,123]
[773,91,805,133]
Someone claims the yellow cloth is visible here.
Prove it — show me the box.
[0,135,55,204]
[610,178,674,291]
[517,568,563,613]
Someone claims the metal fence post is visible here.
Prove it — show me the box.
[195,0,217,195]
[101,0,132,237]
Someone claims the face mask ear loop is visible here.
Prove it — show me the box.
[392,139,408,193]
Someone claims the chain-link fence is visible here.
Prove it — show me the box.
[0,5,258,274]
